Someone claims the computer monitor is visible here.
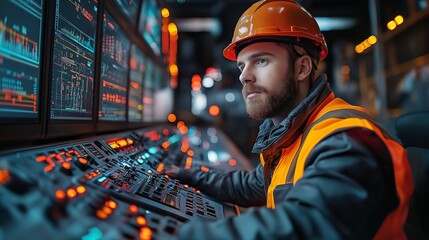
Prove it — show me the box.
[49,0,98,121]
[45,0,99,139]
[0,0,43,121]
[98,12,130,122]
[128,44,145,122]
[0,0,45,146]
[112,0,142,26]
[138,0,161,56]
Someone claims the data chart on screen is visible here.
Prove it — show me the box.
[0,0,43,119]
[50,0,98,120]
[99,12,130,121]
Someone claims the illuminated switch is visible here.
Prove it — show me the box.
[61,162,73,175]
[76,157,90,170]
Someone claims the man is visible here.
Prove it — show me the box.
[166,0,413,239]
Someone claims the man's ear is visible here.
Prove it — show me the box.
[295,55,312,81]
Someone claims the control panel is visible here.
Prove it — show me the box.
[0,124,251,239]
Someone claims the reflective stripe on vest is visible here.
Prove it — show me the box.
[265,97,413,239]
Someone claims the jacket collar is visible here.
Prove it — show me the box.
[251,74,333,154]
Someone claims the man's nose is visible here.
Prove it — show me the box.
[239,67,256,85]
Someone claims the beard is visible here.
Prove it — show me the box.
[242,72,296,120]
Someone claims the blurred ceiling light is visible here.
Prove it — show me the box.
[174,18,221,36]
[314,17,357,31]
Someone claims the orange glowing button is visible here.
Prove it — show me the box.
[78,158,88,165]
[200,166,209,172]
[136,216,147,226]
[76,185,86,194]
[106,200,118,209]
[118,139,128,147]
[0,169,10,184]
[102,206,113,215]
[96,209,108,219]
[140,226,152,240]
[129,205,139,214]
[55,189,66,200]
[62,162,71,170]
[187,150,194,156]
[66,188,77,199]
[35,155,47,162]
[44,165,54,172]
[156,163,165,173]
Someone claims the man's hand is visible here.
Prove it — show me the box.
[164,164,181,178]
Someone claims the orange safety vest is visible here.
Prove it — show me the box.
[260,93,413,239]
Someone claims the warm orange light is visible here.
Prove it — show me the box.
[394,15,404,25]
[387,20,396,30]
[177,121,185,128]
[161,8,170,18]
[76,185,87,194]
[140,227,152,240]
[355,44,364,54]
[156,163,165,173]
[368,35,377,44]
[229,159,237,167]
[55,189,66,200]
[130,81,140,89]
[66,188,77,199]
[187,150,194,157]
[129,205,139,214]
[168,23,178,36]
[168,113,176,123]
[0,169,10,184]
[102,206,113,215]
[181,143,189,152]
[162,141,170,149]
[169,64,178,76]
[191,74,202,91]
[136,216,147,226]
[96,209,108,219]
[200,166,209,172]
[78,158,88,165]
[185,157,193,170]
[209,105,220,116]
[62,162,71,170]
[106,200,118,209]
[178,125,188,134]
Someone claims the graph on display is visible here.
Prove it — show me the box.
[99,12,129,121]
[112,0,142,25]
[50,0,98,120]
[128,44,145,122]
[0,0,43,119]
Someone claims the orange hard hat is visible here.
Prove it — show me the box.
[223,0,328,61]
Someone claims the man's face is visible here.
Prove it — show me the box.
[237,42,296,120]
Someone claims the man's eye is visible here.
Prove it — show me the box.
[257,59,267,65]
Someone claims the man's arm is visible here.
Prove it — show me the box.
[167,163,266,207]
[175,128,399,239]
